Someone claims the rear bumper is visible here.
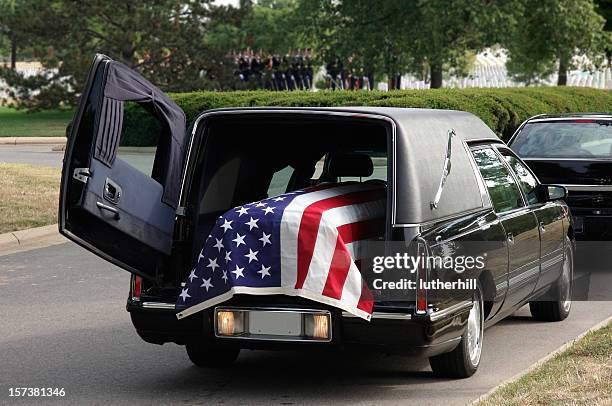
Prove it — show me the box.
[569,208,612,239]
[127,297,470,357]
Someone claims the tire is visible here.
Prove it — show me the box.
[429,281,484,378]
[529,237,573,322]
[186,342,240,368]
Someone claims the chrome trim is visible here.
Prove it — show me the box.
[529,116,611,123]
[429,300,473,322]
[463,140,491,208]
[141,302,176,310]
[430,129,455,210]
[179,108,398,228]
[392,206,491,230]
[214,306,332,342]
[561,184,612,192]
[522,157,612,162]
[509,265,539,287]
[342,311,412,320]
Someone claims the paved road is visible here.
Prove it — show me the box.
[0,145,154,175]
[0,242,610,405]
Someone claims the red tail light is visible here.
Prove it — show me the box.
[416,241,428,315]
[131,275,142,301]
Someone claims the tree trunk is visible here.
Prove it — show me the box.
[10,37,17,71]
[430,64,443,88]
[557,56,568,86]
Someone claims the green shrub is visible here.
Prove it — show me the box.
[121,87,612,146]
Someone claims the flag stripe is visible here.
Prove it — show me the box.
[295,189,386,289]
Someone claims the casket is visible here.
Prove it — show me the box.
[176,182,386,320]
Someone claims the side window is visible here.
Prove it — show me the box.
[267,166,295,197]
[472,147,525,213]
[498,149,542,205]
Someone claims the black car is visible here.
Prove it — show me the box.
[59,55,574,379]
[509,113,612,239]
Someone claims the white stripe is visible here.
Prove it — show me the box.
[279,183,382,287]
[301,199,385,294]
[340,263,364,308]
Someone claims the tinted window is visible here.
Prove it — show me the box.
[472,148,524,213]
[512,121,612,158]
[499,150,542,205]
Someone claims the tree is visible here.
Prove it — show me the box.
[297,0,521,89]
[506,0,610,86]
[0,0,244,109]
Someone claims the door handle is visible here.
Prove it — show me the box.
[507,232,515,245]
[539,221,546,233]
[96,202,120,220]
[103,178,122,204]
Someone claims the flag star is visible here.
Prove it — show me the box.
[255,201,267,208]
[224,250,232,263]
[188,269,198,282]
[232,233,246,247]
[222,270,228,283]
[245,217,259,230]
[198,249,205,262]
[245,248,259,263]
[273,196,285,202]
[262,206,275,215]
[232,265,245,279]
[179,288,191,302]
[220,219,233,232]
[236,206,249,217]
[200,277,213,291]
[213,238,224,252]
[259,232,272,247]
[206,257,220,272]
[257,264,271,279]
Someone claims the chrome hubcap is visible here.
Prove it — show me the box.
[561,249,572,313]
[466,297,483,367]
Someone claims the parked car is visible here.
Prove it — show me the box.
[509,113,612,239]
[59,55,575,379]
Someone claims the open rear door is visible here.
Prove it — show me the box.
[59,54,187,281]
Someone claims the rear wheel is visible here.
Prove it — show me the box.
[529,238,573,322]
[186,342,240,368]
[429,281,484,378]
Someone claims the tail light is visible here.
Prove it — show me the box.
[131,275,142,301]
[415,239,428,315]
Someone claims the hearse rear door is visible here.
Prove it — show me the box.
[59,54,187,281]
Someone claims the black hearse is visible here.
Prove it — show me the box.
[59,55,574,378]
[509,113,612,239]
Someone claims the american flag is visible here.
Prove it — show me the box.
[175,182,386,321]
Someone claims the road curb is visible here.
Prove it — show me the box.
[0,224,66,256]
[0,137,66,145]
[470,314,612,405]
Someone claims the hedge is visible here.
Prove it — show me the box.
[121,87,612,146]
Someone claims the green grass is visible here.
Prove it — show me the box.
[477,321,611,406]
[0,106,73,137]
[0,163,60,233]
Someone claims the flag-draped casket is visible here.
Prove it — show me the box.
[176,182,386,321]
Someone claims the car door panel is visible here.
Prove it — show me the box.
[59,54,187,280]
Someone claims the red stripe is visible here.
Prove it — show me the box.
[337,218,385,244]
[357,279,374,313]
[321,218,384,299]
[321,236,352,299]
[294,188,385,289]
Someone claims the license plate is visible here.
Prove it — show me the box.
[248,311,302,336]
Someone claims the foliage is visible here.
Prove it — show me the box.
[506,0,611,85]
[120,87,612,146]
[297,0,522,88]
[0,0,244,110]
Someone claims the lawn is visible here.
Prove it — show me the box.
[0,163,61,233]
[478,321,611,405]
[0,106,73,137]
